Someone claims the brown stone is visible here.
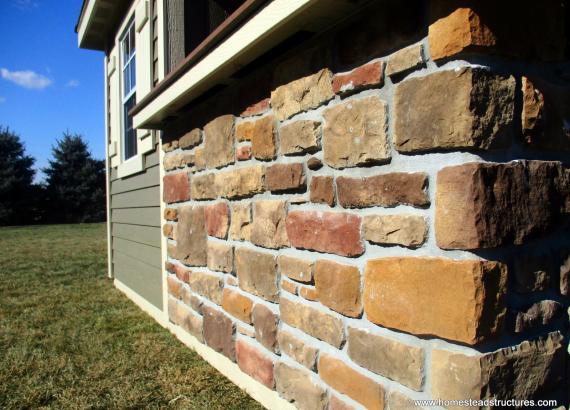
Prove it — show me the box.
[274,362,328,410]
[281,279,297,295]
[203,114,235,169]
[163,224,173,239]
[310,176,335,206]
[235,121,254,142]
[164,154,184,171]
[241,97,270,117]
[363,214,427,248]
[436,161,570,250]
[337,173,429,209]
[299,286,318,301]
[252,304,279,353]
[513,253,556,293]
[280,297,344,348]
[163,140,178,152]
[204,202,229,239]
[163,173,190,203]
[388,391,423,410]
[229,201,252,241]
[225,275,238,287]
[193,147,206,171]
[561,253,570,296]
[207,241,233,273]
[277,329,318,370]
[393,68,515,153]
[332,61,384,94]
[323,96,389,169]
[319,353,385,410]
[265,163,306,192]
[164,207,178,221]
[235,339,274,388]
[188,271,224,305]
[182,152,194,167]
[250,115,276,160]
[179,128,202,150]
[167,275,183,299]
[190,172,217,200]
[386,43,425,77]
[278,255,313,283]
[431,332,566,409]
[514,300,563,333]
[307,157,322,170]
[250,200,289,249]
[222,288,253,324]
[315,260,361,318]
[286,211,363,257]
[235,247,278,302]
[280,120,321,155]
[174,206,207,266]
[168,297,204,342]
[215,165,265,199]
[348,327,424,391]
[236,145,251,161]
[202,306,235,361]
[364,257,507,345]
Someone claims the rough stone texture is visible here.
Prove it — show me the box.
[163,173,190,203]
[163,140,179,152]
[393,68,515,153]
[163,224,174,239]
[250,115,276,160]
[281,279,297,295]
[561,253,570,296]
[168,298,204,342]
[310,176,335,206]
[215,165,265,199]
[323,96,389,169]
[274,362,328,410]
[202,306,235,361]
[388,391,423,410]
[241,97,270,117]
[287,211,363,257]
[314,260,362,318]
[265,163,306,192]
[165,262,190,283]
[280,297,344,348]
[202,115,235,168]
[175,206,207,266]
[278,255,313,283]
[235,339,275,388]
[179,128,202,150]
[204,202,229,239]
[329,395,357,410]
[307,157,323,170]
[167,275,183,299]
[514,300,563,333]
[363,214,427,248]
[222,288,253,324]
[436,161,570,250]
[280,120,321,155]
[348,327,424,391]
[252,304,279,353]
[229,202,252,241]
[181,288,203,314]
[251,200,289,249]
[235,248,278,302]
[271,69,334,121]
[319,353,385,410]
[164,154,185,171]
[299,286,318,301]
[386,43,425,77]
[431,332,566,409]
[277,329,318,370]
[332,61,384,94]
[188,271,224,305]
[164,208,178,221]
[190,173,217,200]
[513,253,556,294]
[235,121,254,142]
[364,258,508,345]
[236,145,252,161]
[194,147,206,171]
[337,173,429,209]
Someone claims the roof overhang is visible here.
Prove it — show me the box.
[76,0,132,51]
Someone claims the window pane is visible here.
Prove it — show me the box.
[130,25,136,53]
[123,67,130,96]
[130,61,136,89]
[123,95,137,159]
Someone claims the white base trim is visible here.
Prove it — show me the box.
[114,279,295,410]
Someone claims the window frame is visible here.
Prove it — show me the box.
[120,18,138,161]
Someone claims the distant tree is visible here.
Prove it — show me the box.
[0,126,37,226]
[43,133,106,223]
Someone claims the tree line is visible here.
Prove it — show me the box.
[0,126,106,226]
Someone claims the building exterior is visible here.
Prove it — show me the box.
[77,1,570,408]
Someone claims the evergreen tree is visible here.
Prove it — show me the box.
[44,133,106,223]
[0,126,36,226]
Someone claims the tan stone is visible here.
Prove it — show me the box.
[236,339,274,388]
[229,201,252,241]
[163,223,174,239]
[203,114,235,169]
[319,353,385,410]
[299,286,318,301]
[207,241,233,273]
[431,332,566,410]
[265,163,306,192]
[202,306,235,361]
[363,214,427,248]
[250,115,276,160]
[274,362,328,410]
[164,208,178,221]
[388,391,424,410]
[252,304,279,353]
[180,287,203,314]
[393,68,515,153]
[163,140,179,152]
[310,176,335,206]
[174,206,207,266]
[280,120,321,155]
[164,154,184,171]
[190,172,217,200]
[188,271,224,305]
[280,297,343,348]
[278,255,313,283]
[222,287,253,324]
[315,260,362,318]
[348,327,424,391]
[167,275,183,299]
[179,128,202,150]
[193,147,206,171]
[235,121,254,142]
[281,280,297,295]
[251,200,289,249]
[277,329,318,370]
[386,43,425,77]
[329,395,357,410]
[168,297,203,342]
[364,257,508,345]
[215,165,265,199]
[235,248,278,302]
[323,96,389,169]
[271,69,334,121]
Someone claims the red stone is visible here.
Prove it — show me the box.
[241,98,271,117]
[332,61,384,94]
[163,173,190,203]
[235,339,275,388]
[204,202,230,239]
[236,145,252,161]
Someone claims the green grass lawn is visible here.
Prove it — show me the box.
[0,223,263,410]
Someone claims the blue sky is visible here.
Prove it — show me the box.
[0,0,105,182]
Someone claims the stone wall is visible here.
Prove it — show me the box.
[160,1,570,408]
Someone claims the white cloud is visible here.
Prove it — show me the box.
[14,0,39,10]
[0,68,52,90]
[66,80,80,88]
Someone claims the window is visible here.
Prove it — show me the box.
[121,19,137,160]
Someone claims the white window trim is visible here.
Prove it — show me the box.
[120,18,137,163]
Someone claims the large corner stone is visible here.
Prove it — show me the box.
[174,206,207,266]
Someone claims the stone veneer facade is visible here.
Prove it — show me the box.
[160,1,570,408]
